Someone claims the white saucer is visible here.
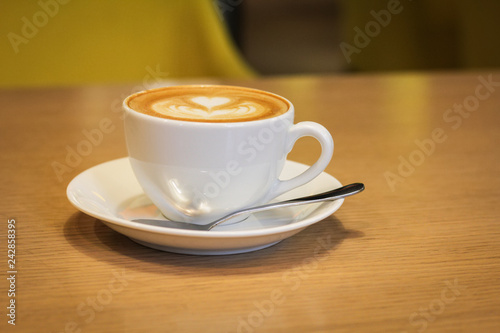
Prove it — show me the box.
[67,158,344,255]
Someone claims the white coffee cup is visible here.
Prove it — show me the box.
[123,85,333,224]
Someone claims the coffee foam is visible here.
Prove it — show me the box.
[126,86,290,123]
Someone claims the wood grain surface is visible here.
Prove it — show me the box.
[1,71,499,332]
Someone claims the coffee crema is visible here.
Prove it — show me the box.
[126,85,290,123]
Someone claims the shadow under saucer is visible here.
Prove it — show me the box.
[63,211,364,276]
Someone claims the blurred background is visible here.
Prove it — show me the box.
[1,0,499,87]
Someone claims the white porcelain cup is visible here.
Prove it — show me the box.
[123,85,334,224]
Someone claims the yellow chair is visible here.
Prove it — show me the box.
[0,0,255,87]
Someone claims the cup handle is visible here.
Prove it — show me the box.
[267,121,334,200]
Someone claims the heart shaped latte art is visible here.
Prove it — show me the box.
[151,95,267,121]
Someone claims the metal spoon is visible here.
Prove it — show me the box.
[132,183,364,231]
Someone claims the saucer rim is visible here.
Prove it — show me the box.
[66,157,344,238]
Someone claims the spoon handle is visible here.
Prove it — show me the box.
[208,183,365,230]
[285,182,365,203]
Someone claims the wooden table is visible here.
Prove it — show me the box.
[1,71,499,332]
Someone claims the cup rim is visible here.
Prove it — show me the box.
[122,84,294,126]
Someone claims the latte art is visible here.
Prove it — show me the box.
[152,96,269,121]
[126,85,290,123]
